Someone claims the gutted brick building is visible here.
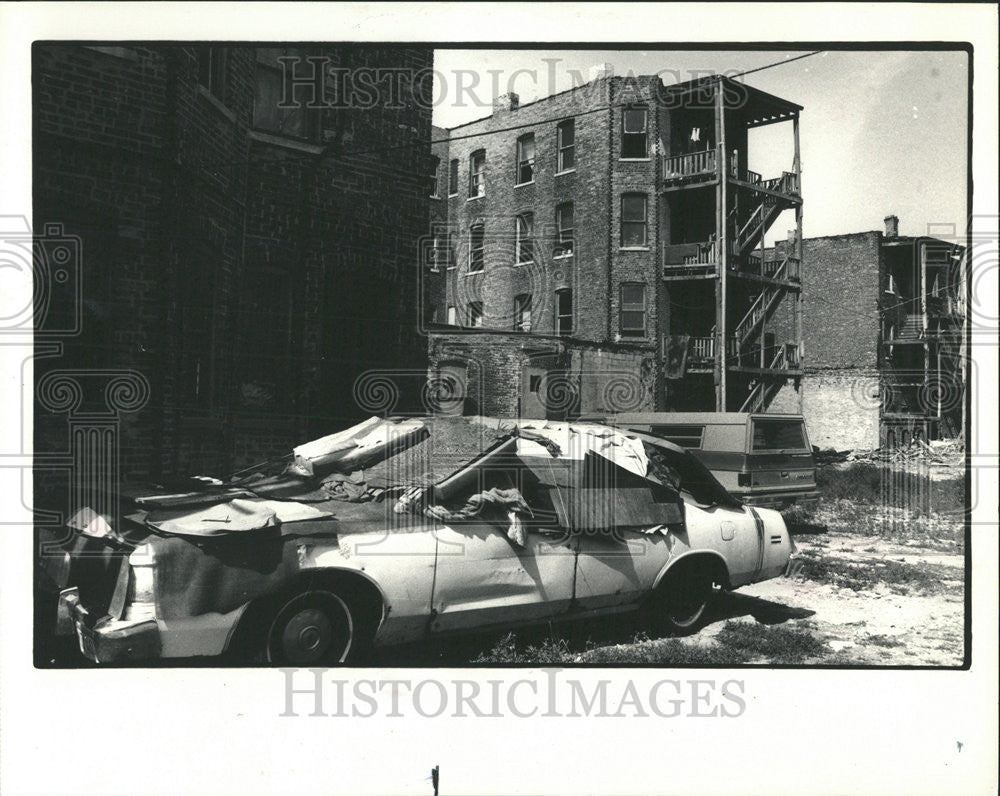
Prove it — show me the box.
[423,72,804,419]
[33,44,433,481]
[789,216,966,450]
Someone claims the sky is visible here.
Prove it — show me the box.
[430,49,969,244]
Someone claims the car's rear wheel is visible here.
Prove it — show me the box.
[266,590,355,666]
[646,559,718,636]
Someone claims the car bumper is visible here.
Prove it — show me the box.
[57,587,161,664]
[783,555,805,579]
[742,491,820,509]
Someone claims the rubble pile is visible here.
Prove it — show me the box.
[817,438,965,479]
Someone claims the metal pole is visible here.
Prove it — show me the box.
[716,78,728,411]
[793,113,804,413]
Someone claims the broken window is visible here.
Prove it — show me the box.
[469,149,486,197]
[468,301,483,327]
[621,194,648,247]
[515,213,534,264]
[448,158,459,195]
[516,133,535,184]
[555,203,574,256]
[556,289,573,336]
[557,119,575,172]
[621,107,648,158]
[468,222,485,272]
[620,283,646,337]
[514,294,532,332]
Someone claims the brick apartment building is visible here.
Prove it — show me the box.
[33,44,433,485]
[422,71,804,419]
[789,216,966,450]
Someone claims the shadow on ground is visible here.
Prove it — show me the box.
[38,591,815,668]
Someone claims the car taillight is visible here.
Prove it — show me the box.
[123,544,156,622]
[737,472,752,487]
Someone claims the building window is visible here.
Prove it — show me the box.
[557,119,575,172]
[621,107,648,159]
[515,213,534,264]
[514,294,532,332]
[556,289,573,336]
[621,194,648,247]
[197,48,229,102]
[620,283,646,337]
[555,203,574,257]
[468,301,484,327]
[468,223,485,272]
[447,305,457,325]
[253,48,319,141]
[429,156,440,198]
[469,149,486,197]
[448,158,459,195]
[516,133,535,184]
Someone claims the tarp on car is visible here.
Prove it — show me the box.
[132,417,683,540]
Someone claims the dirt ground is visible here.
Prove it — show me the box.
[699,531,966,666]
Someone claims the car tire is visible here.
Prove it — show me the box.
[647,560,716,637]
[265,589,357,666]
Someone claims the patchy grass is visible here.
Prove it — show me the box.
[816,464,965,516]
[863,633,904,648]
[472,621,832,666]
[817,463,884,503]
[798,554,955,595]
[714,621,830,663]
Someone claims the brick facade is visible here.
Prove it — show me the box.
[790,227,963,450]
[424,73,806,419]
[424,75,671,418]
[34,44,433,482]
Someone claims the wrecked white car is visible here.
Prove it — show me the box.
[39,417,797,665]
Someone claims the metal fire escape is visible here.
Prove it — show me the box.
[660,75,804,412]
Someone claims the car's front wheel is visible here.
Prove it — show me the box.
[266,590,355,666]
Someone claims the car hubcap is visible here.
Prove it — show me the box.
[269,593,353,665]
[283,609,332,659]
[668,572,709,626]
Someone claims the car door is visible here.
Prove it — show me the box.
[427,458,578,634]
[428,522,578,633]
[574,531,670,611]
[569,448,684,611]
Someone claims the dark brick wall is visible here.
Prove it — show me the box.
[799,232,882,369]
[34,44,433,482]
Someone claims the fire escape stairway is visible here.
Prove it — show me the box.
[733,264,788,349]
[733,194,783,259]
[738,345,790,413]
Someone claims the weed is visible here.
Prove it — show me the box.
[863,633,904,648]
[798,554,953,595]
[714,621,830,663]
